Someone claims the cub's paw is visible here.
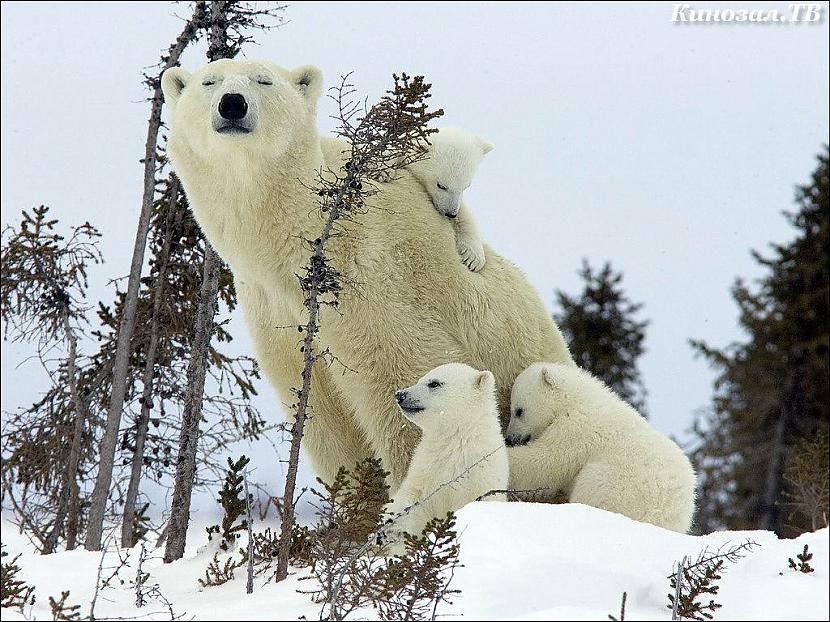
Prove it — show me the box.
[457,240,486,272]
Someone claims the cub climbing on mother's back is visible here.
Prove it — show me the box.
[405,127,493,272]
[506,362,696,533]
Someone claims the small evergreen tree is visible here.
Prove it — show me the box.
[1,545,36,611]
[554,260,650,414]
[1,207,103,553]
[689,146,829,535]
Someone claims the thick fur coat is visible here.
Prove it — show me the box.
[406,127,492,272]
[161,59,573,489]
[387,363,509,537]
[506,363,696,532]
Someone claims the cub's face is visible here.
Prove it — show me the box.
[425,146,477,218]
[410,129,493,218]
[161,59,323,164]
[506,363,564,446]
[394,363,495,431]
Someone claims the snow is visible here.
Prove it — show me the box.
[2,503,828,621]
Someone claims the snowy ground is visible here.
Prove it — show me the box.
[2,503,828,621]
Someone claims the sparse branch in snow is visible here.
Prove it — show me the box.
[607,591,627,621]
[667,541,758,621]
[244,470,255,595]
[324,448,495,619]
[273,72,443,584]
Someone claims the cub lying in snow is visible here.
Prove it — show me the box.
[405,127,493,272]
[506,362,696,533]
[385,363,508,539]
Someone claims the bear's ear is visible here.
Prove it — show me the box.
[477,137,494,157]
[541,367,559,391]
[161,67,190,108]
[291,65,323,102]
[475,370,495,392]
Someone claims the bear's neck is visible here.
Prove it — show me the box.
[175,131,329,293]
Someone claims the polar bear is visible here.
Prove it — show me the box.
[405,127,492,272]
[386,363,508,538]
[506,362,696,532]
[161,59,573,490]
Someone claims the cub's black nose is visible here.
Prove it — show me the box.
[395,390,407,404]
[219,93,248,120]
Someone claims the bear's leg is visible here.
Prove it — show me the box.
[300,362,374,485]
[358,398,422,492]
[507,442,575,502]
[569,460,658,526]
[571,457,695,532]
[239,286,372,485]
[453,204,486,273]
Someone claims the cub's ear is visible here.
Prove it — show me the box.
[541,367,559,390]
[478,137,494,157]
[475,370,495,392]
[291,65,323,102]
[161,67,190,108]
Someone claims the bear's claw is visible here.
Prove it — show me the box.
[458,241,486,272]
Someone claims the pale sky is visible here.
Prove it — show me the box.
[2,2,828,511]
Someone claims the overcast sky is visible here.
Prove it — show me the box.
[2,2,828,510]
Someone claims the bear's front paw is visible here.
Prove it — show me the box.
[457,240,486,273]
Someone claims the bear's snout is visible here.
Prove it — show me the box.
[219,93,248,120]
[505,434,531,447]
[395,390,424,415]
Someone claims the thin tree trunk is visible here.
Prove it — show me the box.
[274,294,319,581]
[65,479,81,551]
[276,157,365,582]
[163,0,232,564]
[244,470,254,595]
[758,350,803,532]
[121,177,180,547]
[43,315,84,554]
[85,3,208,551]
[163,243,221,563]
[759,407,789,531]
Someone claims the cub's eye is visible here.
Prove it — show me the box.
[202,80,216,86]
[436,183,448,191]
[256,78,273,86]
[427,380,442,389]
[514,408,524,418]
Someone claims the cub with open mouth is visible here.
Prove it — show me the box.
[384,363,509,545]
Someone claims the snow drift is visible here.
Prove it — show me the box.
[2,502,827,620]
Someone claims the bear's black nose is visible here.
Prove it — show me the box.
[394,390,407,404]
[218,93,248,120]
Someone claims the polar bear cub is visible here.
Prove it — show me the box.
[506,362,696,533]
[406,127,493,272]
[386,363,509,538]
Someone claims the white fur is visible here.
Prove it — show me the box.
[160,59,574,491]
[386,363,508,538]
[506,363,696,533]
[407,127,493,272]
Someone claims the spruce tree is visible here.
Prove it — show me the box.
[690,146,829,535]
[553,260,649,414]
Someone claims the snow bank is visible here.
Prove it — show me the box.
[2,502,827,620]
[452,502,828,621]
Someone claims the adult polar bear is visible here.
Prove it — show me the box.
[161,59,573,489]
